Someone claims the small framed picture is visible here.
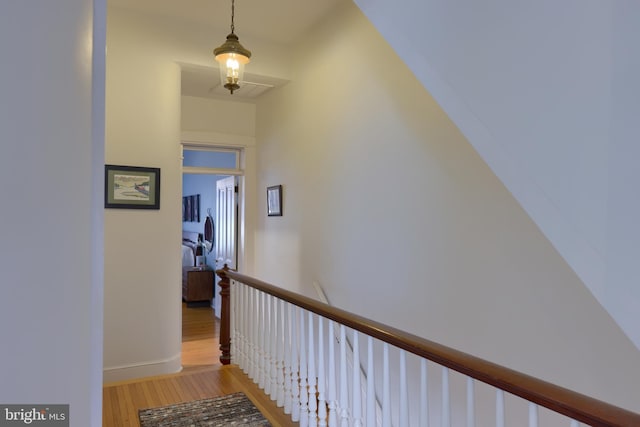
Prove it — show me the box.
[193,194,200,222]
[105,164,160,209]
[182,196,189,221]
[267,185,282,217]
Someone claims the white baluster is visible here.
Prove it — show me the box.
[263,293,271,395]
[253,289,260,382]
[246,285,252,372]
[232,280,239,365]
[299,308,309,427]
[382,343,391,427]
[238,284,247,372]
[308,312,318,427]
[466,377,475,427]
[420,359,429,427]
[248,287,256,380]
[274,297,284,404]
[339,325,349,427]
[258,292,266,389]
[262,292,269,390]
[290,304,301,421]
[251,289,258,381]
[328,320,338,427]
[229,280,236,364]
[399,350,408,427]
[235,283,241,367]
[240,284,248,370]
[366,337,376,427]
[352,330,363,427]
[282,300,291,411]
[496,389,505,427]
[243,286,250,375]
[528,402,538,427]
[442,367,451,427]
[269,295,279,401]
[318,317,328,427]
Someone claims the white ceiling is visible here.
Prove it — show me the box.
[109,0,343,99]
[109,0,342,45]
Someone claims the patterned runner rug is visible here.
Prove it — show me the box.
[138,392,272,426]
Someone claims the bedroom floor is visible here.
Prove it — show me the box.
[181,302,221,369]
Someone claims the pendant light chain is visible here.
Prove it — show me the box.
[230,0,236,34]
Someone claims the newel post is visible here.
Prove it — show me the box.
[216,264,231,365]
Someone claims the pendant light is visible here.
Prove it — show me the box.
[213,0,251,94]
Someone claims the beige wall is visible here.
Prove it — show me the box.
[105,8,183,381]
[354,0,640,352]
[254,0,640,415]
[181,96,256,135]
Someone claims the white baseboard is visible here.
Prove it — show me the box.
[103,353,182,383]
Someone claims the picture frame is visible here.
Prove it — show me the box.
[267,185,283,217]
[190,194,200,222]
[182,196,189,221]
[182,194,201,222]
[104,164,160,209]
[184,196,192,221]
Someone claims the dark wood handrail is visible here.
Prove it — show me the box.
[216,266,640,427]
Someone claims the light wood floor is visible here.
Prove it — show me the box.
[103,303,297,426]
[180,302,221,369]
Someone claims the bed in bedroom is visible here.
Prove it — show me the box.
[181,230,199,268]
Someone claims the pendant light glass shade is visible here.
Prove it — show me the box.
[214,33,251,94]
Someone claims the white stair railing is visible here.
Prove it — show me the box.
[216,267,640,427]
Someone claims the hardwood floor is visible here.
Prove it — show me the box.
[180,302,221,369]
[103,303,297,426]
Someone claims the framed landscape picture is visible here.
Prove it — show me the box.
[105,164,161,209]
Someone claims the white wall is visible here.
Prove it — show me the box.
[606,0,640,355]
[353,0,640,352]
[0,1,104,425]
[254,0,640,414]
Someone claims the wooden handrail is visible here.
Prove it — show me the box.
[216,266,640,427]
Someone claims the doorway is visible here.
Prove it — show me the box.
[181,145,243,366]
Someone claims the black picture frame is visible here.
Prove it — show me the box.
[184,196,192,221]
[182,197,188,221]
[190,194,200,222]
[267,185,282,216]
[182,194,201,222]
[105,165,160,209]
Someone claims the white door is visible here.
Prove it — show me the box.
[214,176,237,318]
